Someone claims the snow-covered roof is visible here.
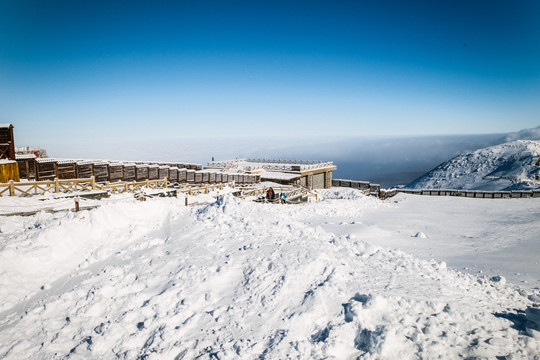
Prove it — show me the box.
[36,158,57,164]
[76,160,93,166]
[56,159,76,165]
[260,171,301,181]
[207,158,334,173]
[198,168,221,173]
[0,123,13,128]
[16,154,36,160]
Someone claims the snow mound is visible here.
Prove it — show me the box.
[405,140,540,190]
[316,188,368,200]
[0,188,538,359]
[412,232,428,239]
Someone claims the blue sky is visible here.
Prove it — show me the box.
[1,0,539,149]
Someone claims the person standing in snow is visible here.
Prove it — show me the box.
[267,187,275,200]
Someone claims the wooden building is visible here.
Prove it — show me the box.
[0,124,15,160]
[206,159,335,189]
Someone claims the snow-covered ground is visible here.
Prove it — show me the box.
[0,188,539,359]
[405,140,540,191]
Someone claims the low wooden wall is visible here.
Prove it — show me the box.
[13,157,258,186]
[398,188,540,199]
[35,159,56,181]
[332,178,380,194]
[332,178,540,199]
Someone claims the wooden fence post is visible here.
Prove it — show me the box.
[55,178,60,193]
[124,182,128,193]
[164,177,168,188]
[185,197,188,206]
[9,180,15,196]
[91,176,96,190]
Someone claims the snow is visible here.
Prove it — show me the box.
[0,188,539,359]
[406,140,540,191]
[259,171,301,181]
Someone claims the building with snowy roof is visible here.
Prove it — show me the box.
[205,159,336,189]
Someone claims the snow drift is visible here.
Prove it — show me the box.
[0,189,538,359]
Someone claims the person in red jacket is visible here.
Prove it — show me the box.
[267,187,275,200]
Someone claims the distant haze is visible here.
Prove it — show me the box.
[39,126,539,188]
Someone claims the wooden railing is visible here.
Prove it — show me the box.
[177,183,230,196]
[97,178,168,195]
[0,177,169,197]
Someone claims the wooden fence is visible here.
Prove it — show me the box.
[333,178,540,199]
[397,188,540,199]
[177,183,230,196]
[15,157,203,183]
[0,177,169,197]
[13,157,262,187]
[332,179,380,194]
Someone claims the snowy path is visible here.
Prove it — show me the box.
[0,190,538,359]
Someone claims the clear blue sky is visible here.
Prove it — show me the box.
[1,0,539,147]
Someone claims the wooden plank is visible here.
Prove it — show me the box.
[194,172,203,184]
[202,172,209,183]
[76,163,93,179]
[168,168,178,182]
[93,163,109,183]
[148,165,159,180]
[178,169,187,183]
[123,164,136,181]
[136,165,148,181]
[108,163,124,182]
[56,162,76,179]
[158,166,169,180]
[36,160,56,181]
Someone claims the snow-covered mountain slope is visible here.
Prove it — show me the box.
[405,140,540,190]
[0,190,539,359]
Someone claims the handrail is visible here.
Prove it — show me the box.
[0,177,170,197]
